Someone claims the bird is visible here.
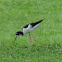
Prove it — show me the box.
[14,19,43,43]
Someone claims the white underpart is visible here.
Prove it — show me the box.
[22,23,40,35]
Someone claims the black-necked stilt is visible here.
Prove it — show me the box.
[14,20,43,43]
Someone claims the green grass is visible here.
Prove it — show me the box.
[0,0,62,62]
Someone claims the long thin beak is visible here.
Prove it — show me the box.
[14,36,17,42]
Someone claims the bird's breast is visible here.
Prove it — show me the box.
[22,24,39,35]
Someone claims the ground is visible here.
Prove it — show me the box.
[0,0,62,62]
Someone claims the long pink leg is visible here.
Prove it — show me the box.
[31,33,36,42]
[29,33,32,43]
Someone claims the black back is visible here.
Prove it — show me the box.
[30,20,43,27]
[23,20,43,28]
[23,24,29,28]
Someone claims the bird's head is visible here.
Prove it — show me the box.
[16,31,23,36]
[14,31,23,42]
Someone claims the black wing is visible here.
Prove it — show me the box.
[23,24,29,28]
[30,20,43,27]
[23,19,43,28]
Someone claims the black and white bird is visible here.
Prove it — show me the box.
[14,20,43,43]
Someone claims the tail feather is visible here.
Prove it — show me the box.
[36,19,43,24]
[31,19,44,27]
